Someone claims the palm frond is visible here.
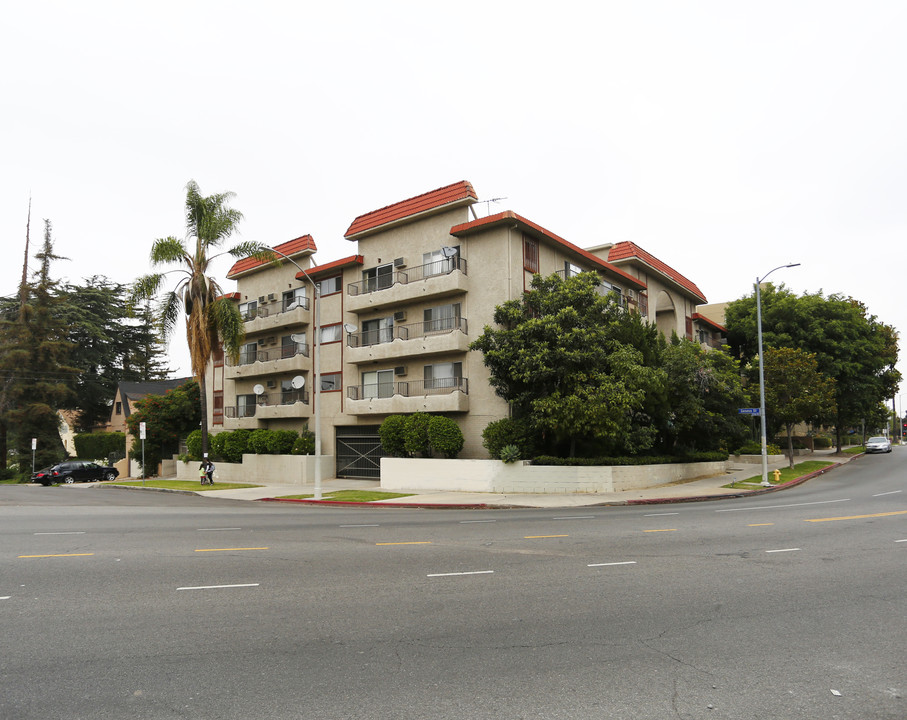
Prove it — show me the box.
[158,290,183,343]
[149,236,190,267]
[208,296,246,364]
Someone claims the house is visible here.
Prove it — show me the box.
[206,181,714,478]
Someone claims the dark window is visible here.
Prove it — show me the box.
[320,372,342,392]
[523,237,539,273]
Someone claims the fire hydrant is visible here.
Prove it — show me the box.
[772,469,781,484]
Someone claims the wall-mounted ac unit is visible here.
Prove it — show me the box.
[393,310,407,322]
[266,336,276,345]
[258,296,266,304]
[394,366,407,376]
[393,257,406,268]
[268,293,276,301]
[257,338,266,346]
[266,380,276,388]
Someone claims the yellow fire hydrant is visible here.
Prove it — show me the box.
[772,469,781,484]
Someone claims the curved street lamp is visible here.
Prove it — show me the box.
[756,263,800,486]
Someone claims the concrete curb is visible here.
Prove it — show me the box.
[259,497,492,510]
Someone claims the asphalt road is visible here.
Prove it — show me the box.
[1,453,904,719]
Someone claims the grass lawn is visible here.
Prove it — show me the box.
[274,490,415,502]
[112,480,261,492]
[724,460,835,489]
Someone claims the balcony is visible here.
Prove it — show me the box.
[345,378,469,415]
[345,317,469,364]
[346,257,468,314]
[224,343,310,380]
[224,389,310,424]
[242,298,311,334]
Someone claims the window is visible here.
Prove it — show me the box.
[424,303,461,333]
[280,379,303,404]
[213,391,224,425]
[115,402,122,415]
[423,246,458,277]
[240,341,258,365]
[317,276,342,296]
[424,362,462,391]
[320,372,341,392]
[212,345,224,367]
[362,263,394,293]
[523,236,539,273]
[237,394,257,418]
[282,287,307,311]
[362,316,394,346]
[564,261,582,278]
[685,316,694,341]
[281,334,304,358]
[238,300,258,321]
[361,369,395,399]
[319,324,341,344]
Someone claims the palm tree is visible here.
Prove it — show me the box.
[133,180,268,460]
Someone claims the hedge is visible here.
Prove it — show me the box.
[532,452,728,467]
[73,432,126,461]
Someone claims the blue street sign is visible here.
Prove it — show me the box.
[738,408,761,415]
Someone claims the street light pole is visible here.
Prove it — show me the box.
[756,263,800,486]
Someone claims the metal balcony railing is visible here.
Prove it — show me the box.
[224,390,309,418]
[240,296,310,323]
[347,256,467,297]
[226,342,310,366]
[346,317,468,348]
[347,377,468,400]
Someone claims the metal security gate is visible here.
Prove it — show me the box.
[335,426,385,479]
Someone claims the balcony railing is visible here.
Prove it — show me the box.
[227,343,310,366]
[347,317,468,347]
[241,296,310,323]
[347,377,468,400]
[347,256,468,297]
[224,390,310,418]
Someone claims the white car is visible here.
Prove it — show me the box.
[865,436,892,453]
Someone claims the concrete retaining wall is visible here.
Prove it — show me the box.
[175,454,335,486]
[380,458,729,494]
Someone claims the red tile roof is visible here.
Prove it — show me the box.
[691,313,726,333]
[607,241,706,303]
[450,211,647,291]
[227,235,317,278]
[295,255,364,282]
[345,181,478,239]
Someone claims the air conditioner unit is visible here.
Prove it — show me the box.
[393,257,406,268]
[268,293,276,301]
[266,380,276,388]
[258,296,266,304]
[257,338,266,346]
[266,336,276,345]
[394,365,407,376]
[393,310,407,322]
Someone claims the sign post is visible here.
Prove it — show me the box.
[139,422,146,485]
[31,438,36,476]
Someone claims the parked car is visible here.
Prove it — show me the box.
[35,461,119,485]
[864,436,892,454]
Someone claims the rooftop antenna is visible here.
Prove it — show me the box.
[483,197,507,216]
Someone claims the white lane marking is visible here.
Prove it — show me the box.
[644,512,679,517]
[716,499,850,513]
[872,490,902,497]
[588,561,637,567]
[34,531,85,535]
[427,570,494,578]
[197,527,242,531]
[459,520,496,524]
[0,596,10,600]
[340,524,380,528]
[177,583,260,591]
[895,539,907,543]
[553,516,595,520]
[765,548,800,553]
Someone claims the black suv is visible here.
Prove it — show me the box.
[34,461,119,485]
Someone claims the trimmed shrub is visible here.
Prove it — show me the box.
[482,417,533,460]
[249,429,272,454]
[427,416,464,458]
[186,429,214,460]
[266,430,299,455]
[210,432,228,461]
[222,429,251,463]
[404,412,432,458]
[378,415,408,457]
[292,431,315,455]
[812,436,832,449]
[73,431,126,461]
[532,452,728,467]
[734,442,782,456]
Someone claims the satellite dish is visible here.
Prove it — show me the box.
[253,384,265,396]
[290,333,306,343]
[440,246,458,258]
[291,375,305,389]
[343,323,357,334]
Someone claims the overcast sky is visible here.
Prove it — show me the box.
[3,1,906,395]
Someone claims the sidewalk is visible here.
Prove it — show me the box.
[182,449,854,508]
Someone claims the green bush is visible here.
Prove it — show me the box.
[532,452,728,467]
[249,428,272,454]
[812,436,832,449]
[427,416,464,458]
[292,431,315,455]
[734,442,782,455]
[404,412,432,457]
[74,431,125,461]
[222,429,251,463]
[378,415,408,457]
[210,432,228,461]
[267,430,299,455]
[186,429,214,460]
[482,418,533,460]
[499,444,522,463]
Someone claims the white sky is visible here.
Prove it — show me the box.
[3,1,906,396]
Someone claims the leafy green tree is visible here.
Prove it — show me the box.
[726,285,900,451]
[132,180,269,460]
[761,347,836,467]
[471,272,665,457]
[659,339,748,453]
[427,415,464,458]
[125,380,200,474]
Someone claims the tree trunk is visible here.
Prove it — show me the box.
[786,422,795,469]
[198,371,209,459]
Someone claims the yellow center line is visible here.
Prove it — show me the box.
[18,553,95,558]
[524,535,569,539]
[748,523,775,527]
[804,510,907,523]
[376,541,432,546]
[194,547,269,552]
[644,529,677,533]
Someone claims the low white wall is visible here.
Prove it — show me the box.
[380,458,729,494]
[175,454,335,486]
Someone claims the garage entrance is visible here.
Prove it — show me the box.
[335,426,384,479]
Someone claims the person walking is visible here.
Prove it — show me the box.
[198,461,207,485]
[205,458,215,485]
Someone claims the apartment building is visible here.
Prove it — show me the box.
[208,181,713,477]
